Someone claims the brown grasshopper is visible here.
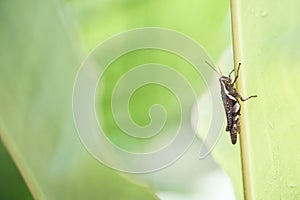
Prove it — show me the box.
[205,61,257,144]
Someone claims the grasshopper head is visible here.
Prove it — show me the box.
[219,76,232,85]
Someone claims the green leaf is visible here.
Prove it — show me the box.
[212,0,300,199]
[239,0,300,198]
[0,140,33,200]
[0,0,157,199]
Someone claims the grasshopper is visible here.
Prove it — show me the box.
[205,61,257,144]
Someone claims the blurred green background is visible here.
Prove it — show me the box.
[0,0,233,199]
[1,0,300,199]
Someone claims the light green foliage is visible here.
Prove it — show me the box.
[0,0,231,199]
[239,0,300,198]
[212,0,300,199]
[0,0,156,199]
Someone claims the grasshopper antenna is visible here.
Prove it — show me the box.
[205,61,223,76]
